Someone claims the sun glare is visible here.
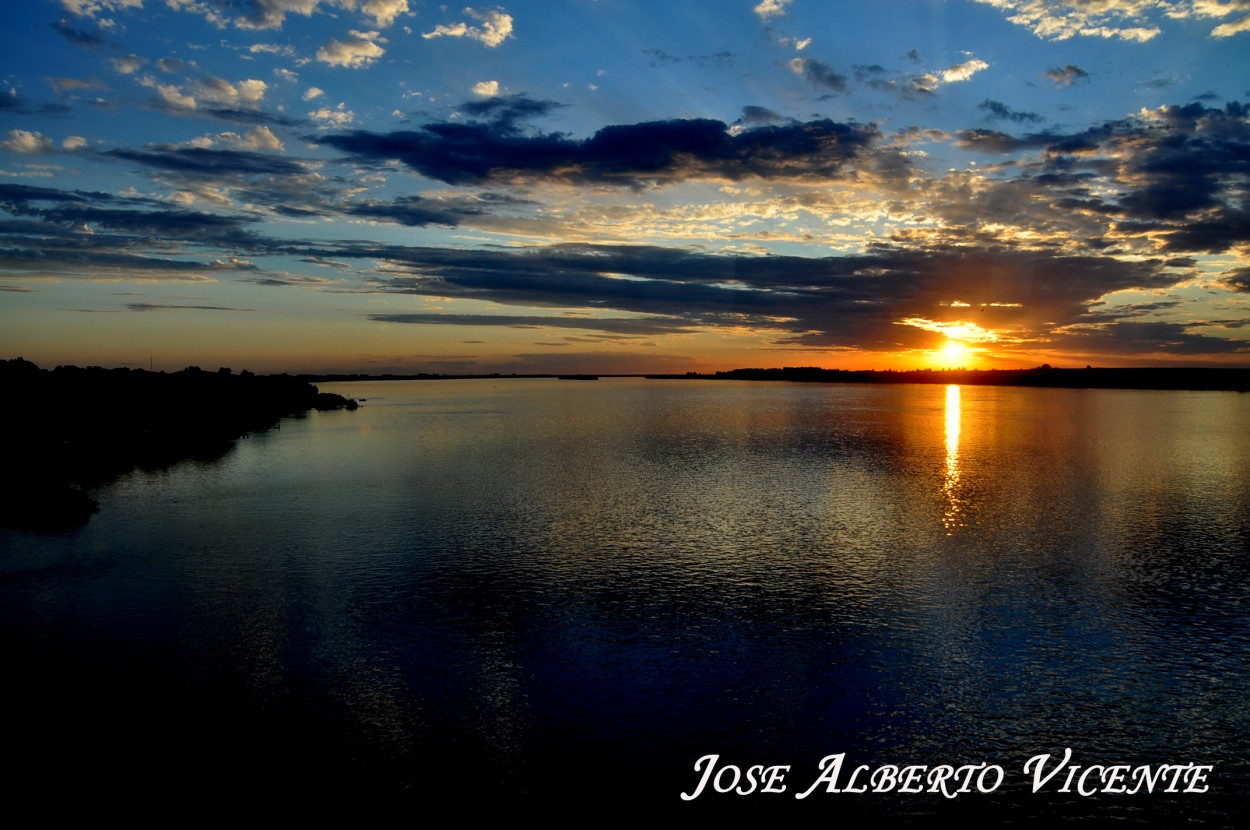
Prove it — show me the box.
[937,339,972,366]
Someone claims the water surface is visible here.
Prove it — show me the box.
[2,379,1247,820]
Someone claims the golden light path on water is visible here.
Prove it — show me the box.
[943,383,963,534]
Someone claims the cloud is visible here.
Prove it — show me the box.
[979,99,1044,123]
[941,58,989,83]
[243,0,319,29]
[197,77,268,107]
[423,7,514,47]
[1211,13,1250,37]
[740,106,783,124]
[953,101,1250,254]
[1050,321,1249,355]
[309,103,355,127]
[0,182,274,275]
[63,136,89,150]
[1222,268,1250,293]
[472,80,500,97]
[458,93,564,126]
[348,0,410,27]
[127,303,256,312]
[249,43,296,56]
[973,0,1163,41]
[314,116,881,187]
[110,54,147,74]
[367,312,698,336]
[192,126,286,152]
[153,82,198,109]
[789,58,849,93]
[753,0,791,21]
[316,30,385,67]
[643,48,680,68]
[1,130,56,155]
[345,194,485,227]
[59,0,142,18]
[289,240,1192,355]
[303,86,325,101]
[51,18,106,49]
[106,145,306,178]
[1043,64,1090,87]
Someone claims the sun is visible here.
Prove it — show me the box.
[936,339,972,366]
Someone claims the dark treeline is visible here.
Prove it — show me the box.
[692,366,1250,391]
[1,358,355,531]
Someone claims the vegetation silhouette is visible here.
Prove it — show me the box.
[0,358,356,531]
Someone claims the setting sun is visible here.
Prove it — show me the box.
[937,339,973,366]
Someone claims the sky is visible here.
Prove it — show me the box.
[2,0,1249,374]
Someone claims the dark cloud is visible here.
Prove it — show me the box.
[979,99,1044,124]
[315,117,880,186]
[1079,299,1183,322]
[196,107,305,127]
[0,183,120,207]
[51,19,105,50]
[127,303,256,312]
[0,91,72,115]
[694,52,734,69]
[952,102,1250,253]
[1223,268,1250,294]
[28,206,259,242]
[367,313,698,336]
[105,146,307,178]
[345,195,482,227]
[854,64,889,81]
[0,182,273,274]
[740,106,783,124]
[293,241,1188,352]
[458,94,565,128]
[643,48,680,67]
[1051,322,1250,356]
[1043,65,1089,87]
[954,129,1054,153]
[791,58,849,93]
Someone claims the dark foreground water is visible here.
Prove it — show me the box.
[2,379,1248,821]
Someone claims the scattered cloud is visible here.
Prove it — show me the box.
[789,58,849,93]
[472,80,500,97]
[51,18,107,49]
[979,98,1044,123]
[1,130,57,155]
[110,54,147,75]
[1044,64,1090,87]
[753,0,792,21]
[58,0,142,19]
[309,103,355,127]
[941,57,989,83]
[422,7,514,48]
[316,30,385,67]
[974,0,1163,41]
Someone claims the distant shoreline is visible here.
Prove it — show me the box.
[300,366,1250,392]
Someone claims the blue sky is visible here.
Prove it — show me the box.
[2,0,1249,373]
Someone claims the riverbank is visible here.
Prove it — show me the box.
[1,358,356,531]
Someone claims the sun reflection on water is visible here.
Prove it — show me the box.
[942,383,964,534]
